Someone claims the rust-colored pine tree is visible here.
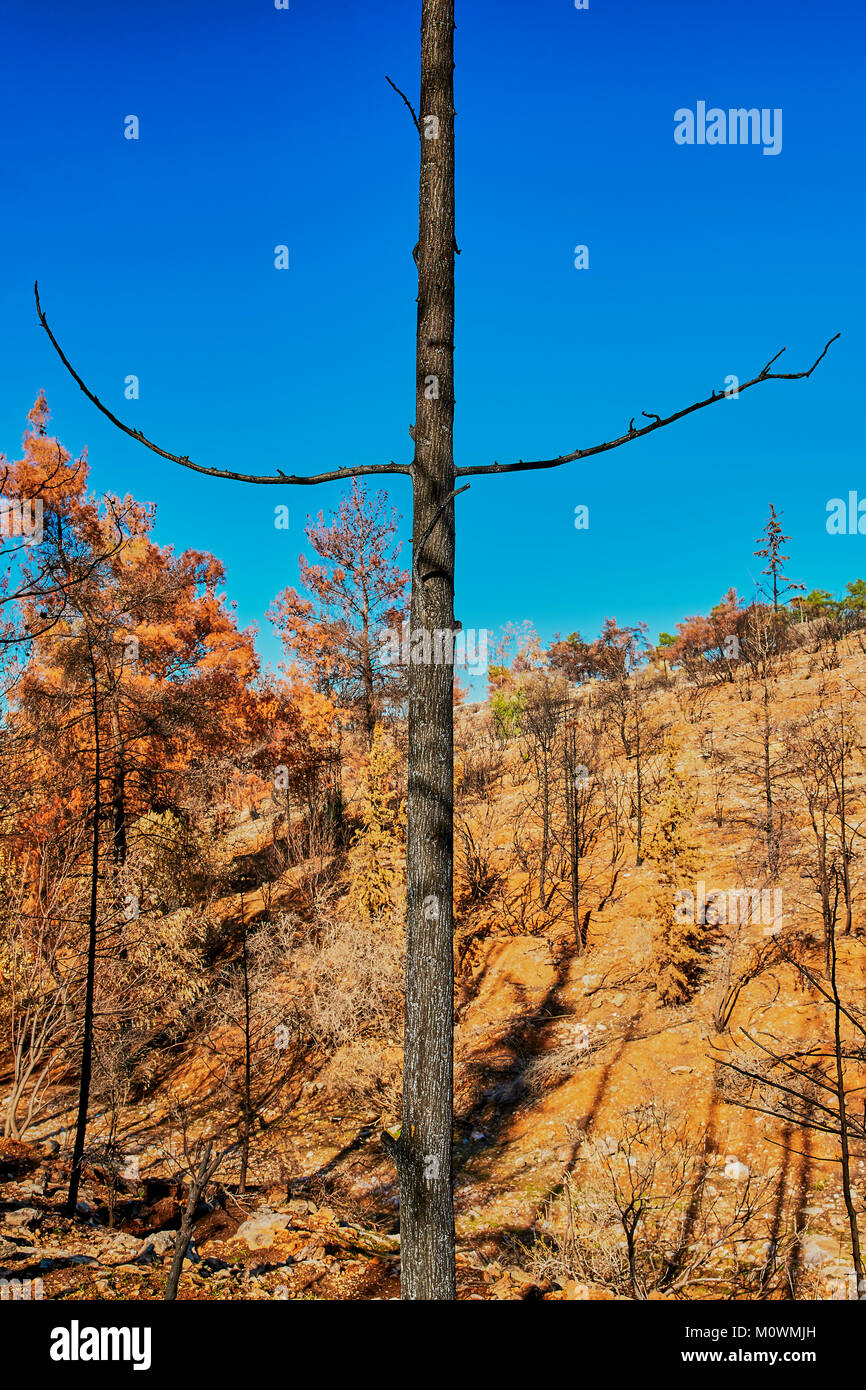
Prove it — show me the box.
[4,399,261,1213]
[268,479,409,748]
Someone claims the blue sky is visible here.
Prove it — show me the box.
[0,0,862,678]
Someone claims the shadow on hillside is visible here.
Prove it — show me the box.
[452,943,646,1200]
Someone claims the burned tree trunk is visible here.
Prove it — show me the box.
[238,918,253,1195]
[164,1138,216,1302]
[65,639,101,1217]
[386,0,458,1301]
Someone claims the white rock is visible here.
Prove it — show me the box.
[4,1207,40,1230]
[723,1157,750,1181]
[802,1234,842,1267]
[232,1212,293,1250]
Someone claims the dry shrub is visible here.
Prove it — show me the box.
[711,928,775,1034]
[318,1042,404,1114]
[453,809,503,972]
[456,728,505,800]
[291,915,404,1107]
[527,1099,777,1299]
[455,816,500,909]
[521,1026,598,1097]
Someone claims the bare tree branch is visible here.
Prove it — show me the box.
[385,75,421,137]
[771,939,866,1041]
[33,283,411,486]
[456,335,841,479]
[412,483,470,607]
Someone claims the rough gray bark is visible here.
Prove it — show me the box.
[385,0,458,1301]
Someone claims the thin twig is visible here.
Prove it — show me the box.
[458,335,840,479]
[385,76,421,137]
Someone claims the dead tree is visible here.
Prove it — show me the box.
[200,911,306,1193]
[786,704,861,970]
[0,826,91,1141]
[64,633,102,1218]
[715,930,865,1295]
[34,0,837,1300]
[518,669,569,917]
[732,604,789,877]
[598,671,666,865]
[163,1107,237,1302]
[562,720,611,953]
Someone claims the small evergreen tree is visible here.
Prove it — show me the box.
[490,689,525,742]
[348,723,404,925]
[643,744,702,1005]
[754,504,804,613]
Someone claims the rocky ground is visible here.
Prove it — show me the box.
[1,922,861,1301]
[0,1138,548,1301]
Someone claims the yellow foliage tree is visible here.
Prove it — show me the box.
[643,743,702,1005]
[348,724,404,926]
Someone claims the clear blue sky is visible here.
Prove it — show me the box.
[0,0,862,675]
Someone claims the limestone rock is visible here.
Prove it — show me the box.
[232,1212,293,1250]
